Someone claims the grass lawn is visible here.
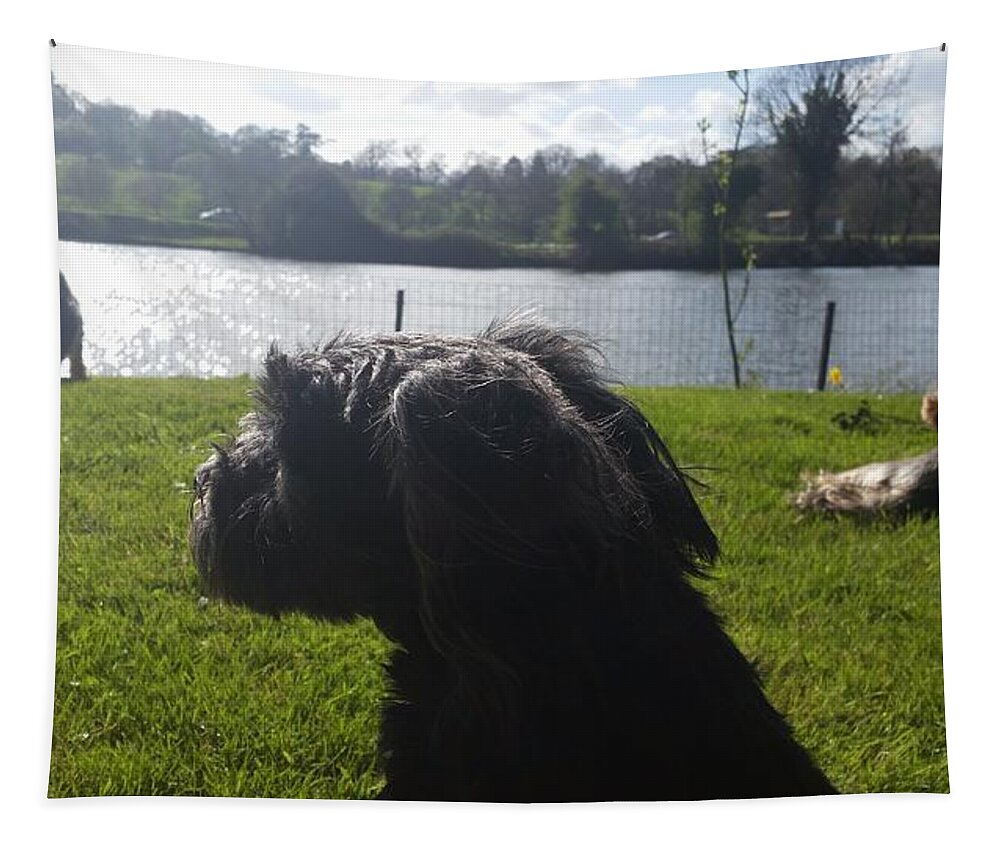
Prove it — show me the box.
[50,378,946,798]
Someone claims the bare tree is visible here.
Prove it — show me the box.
[425,156,448,185]
[700,70,754,388]
[353,140,398,178]
[536,144,577,177]
[402,144,424,181]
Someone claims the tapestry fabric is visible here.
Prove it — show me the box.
[50,42,947,801]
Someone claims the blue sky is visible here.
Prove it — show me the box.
[51,43,946,171]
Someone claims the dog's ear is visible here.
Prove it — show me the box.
[482,321,718,570]
[591,393,719,570]
[379,351,666,591]
[256,347,390,538]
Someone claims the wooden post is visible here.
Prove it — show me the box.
[816,301,836,391]
[395,289,405,333]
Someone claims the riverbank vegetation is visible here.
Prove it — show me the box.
[51,378,945,797]
[51,71,941,270]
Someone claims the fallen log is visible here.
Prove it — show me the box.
[793,447,938,517]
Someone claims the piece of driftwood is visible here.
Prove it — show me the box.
[793,447,938,516]
[794,389,939,517]
[921,389,938,430]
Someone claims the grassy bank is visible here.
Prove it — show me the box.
[51,379,945,798]
[56,212,939,269]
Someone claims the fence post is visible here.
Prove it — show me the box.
[816,301,837,391]
[395,289,405,333]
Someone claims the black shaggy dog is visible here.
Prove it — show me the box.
[60,272,86,381]
[190,320,836,802]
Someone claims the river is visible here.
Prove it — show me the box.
[58,241,938,390]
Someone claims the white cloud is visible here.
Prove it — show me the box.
[620,132,692,163]
[405,82,531,116]
[259,76,340,115]
[689,88,728,122]
[559,107,625,139]
[50,44,947,171]
[638,104,671,124]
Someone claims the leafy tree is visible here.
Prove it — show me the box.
[51,78,96,157]
[231,125,292,165]
[141,110,220,171]
[51,77,80,121]
[626,155,685,236]
[772,72,855,241]
[556,169,628,268]
[173,126,289,251]
[454,163,496,228]
[758,58,906,241]
[275,161,382,260]
[897,147,942,240]
[497,157,533,242]
[456,163,493,193]
[679,155,760,250]
[85,103,142,166]
[502,156,524,183]
[292,124,322,159]
[525,152,560,241]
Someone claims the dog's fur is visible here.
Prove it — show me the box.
[60,272,86,381]
[190,320,836,802]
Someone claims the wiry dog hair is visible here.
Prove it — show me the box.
[190,320,836,802]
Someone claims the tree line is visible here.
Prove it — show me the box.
[51,62,942,268]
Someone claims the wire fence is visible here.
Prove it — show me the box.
[375,270,938,393]
[62,242,939,393]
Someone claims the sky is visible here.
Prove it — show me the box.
[50,43,947,172]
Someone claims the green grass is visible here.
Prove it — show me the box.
[56,156,208,222]
[51,380,946,798]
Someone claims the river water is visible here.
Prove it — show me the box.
[58,241,938,390]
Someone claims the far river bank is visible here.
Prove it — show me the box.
[57,209,940,272]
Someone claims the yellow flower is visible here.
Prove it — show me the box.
[829,366,844,387]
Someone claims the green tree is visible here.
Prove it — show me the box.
[556,169,628,269]
[51,76,79,121]
[141,110,220,171]
[52,78,95,157]
[525,152,559,241]
[679,156,760,251]
[85,102,142,166]
[897,146,942,240]
[292,124,322,159]
[772,72,856,241]
[627,155,685,236]
[759,58,906,242]
[275,161,382,260]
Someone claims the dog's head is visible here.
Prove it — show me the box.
[190,322,718,643]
